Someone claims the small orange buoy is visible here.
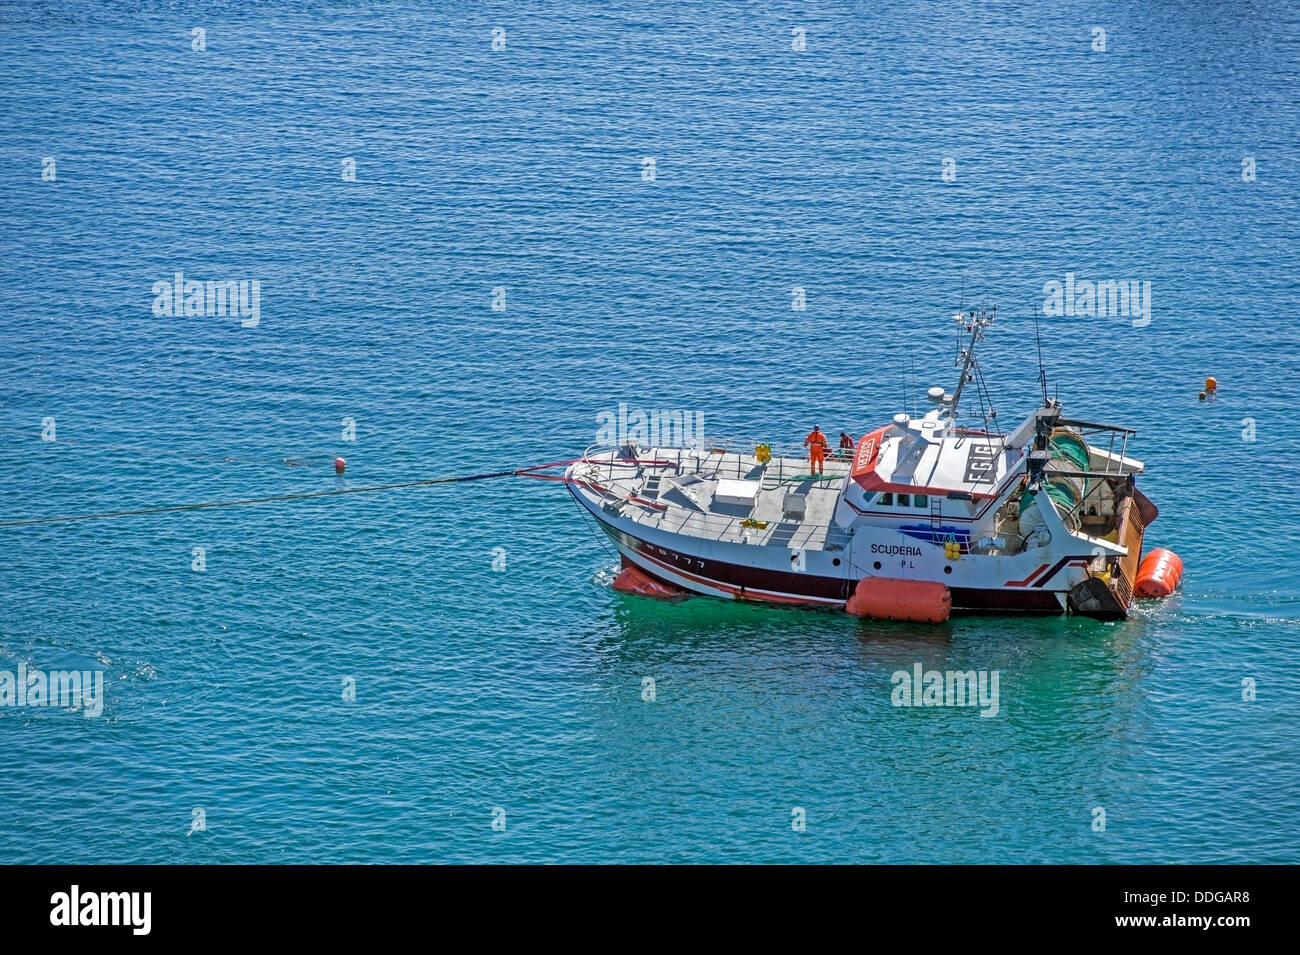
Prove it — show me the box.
[1135,548,1184,598]
[846,577,951,623]
[611,563,686,600]
[1204,377,1217,392]
[334,456,346,474]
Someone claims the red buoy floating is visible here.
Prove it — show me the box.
[1135,548,1184,598]
[334,456,346,474]
[611,563,686,601]
[846,577,951,623]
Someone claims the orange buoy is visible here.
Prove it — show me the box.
[334,456,347,474]
[845,577,951,623]
[1135,548,1184,598]
[611,563,686,600]
[1204,377,1217,392]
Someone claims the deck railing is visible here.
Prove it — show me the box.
[578,439,853,485]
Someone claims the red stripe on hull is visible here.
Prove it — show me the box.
[1006,563,1049,587]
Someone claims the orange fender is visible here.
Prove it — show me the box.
[846,577,951,623]
[1135,548,1184,598]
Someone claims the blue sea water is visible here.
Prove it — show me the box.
[1,0,1298,863]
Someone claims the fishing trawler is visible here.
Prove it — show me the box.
[564,307,1180,621]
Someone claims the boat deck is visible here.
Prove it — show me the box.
[573,447,854,552]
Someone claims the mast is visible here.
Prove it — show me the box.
[946,305,995,420]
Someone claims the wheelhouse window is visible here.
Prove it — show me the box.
[914,494,928,508]
[896,493,911,507]
[878,492,893,506]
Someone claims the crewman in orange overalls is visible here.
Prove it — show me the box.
[804,426,828,476]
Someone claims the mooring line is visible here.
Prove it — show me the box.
[0,460,578,529]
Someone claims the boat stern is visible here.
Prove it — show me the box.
[1066,487,1158,618]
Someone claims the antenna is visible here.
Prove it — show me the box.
[1032,308,1048,405]
[909,354,917,418]
[955,277,967,370]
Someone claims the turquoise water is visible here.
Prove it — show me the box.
[1,0,1298,863]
